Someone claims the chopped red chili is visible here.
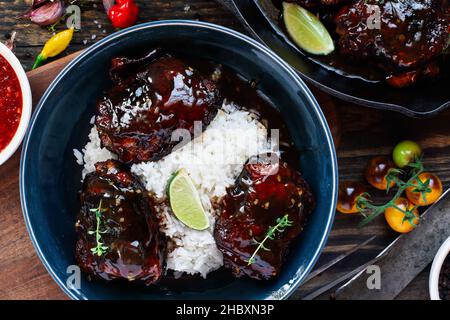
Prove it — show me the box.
[0,54,22,152]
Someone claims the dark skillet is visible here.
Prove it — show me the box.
[218,0,450,118]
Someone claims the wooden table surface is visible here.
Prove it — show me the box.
[1,0,449,300]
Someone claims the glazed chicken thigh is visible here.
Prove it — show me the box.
[278,0,449,87]
[75,160,165,285]
[335,0,449,87]
[214,154,314,280]
[96,49,220,163]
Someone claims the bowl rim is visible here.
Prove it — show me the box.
[19,20,338,300]
[0,42,32,166]
[429,236,450,300]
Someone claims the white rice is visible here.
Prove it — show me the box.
[74,105,271,278]
[77,126,116,178]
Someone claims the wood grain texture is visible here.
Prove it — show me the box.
[0,153,67,300]
[0,0,244,71]
[0,0,448,300]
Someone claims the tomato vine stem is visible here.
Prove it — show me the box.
[357,158,427,228]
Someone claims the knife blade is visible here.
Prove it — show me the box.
[300,236,376,300]
[334,188,450,300]
[302,257,378,300]
[303,235,376,285]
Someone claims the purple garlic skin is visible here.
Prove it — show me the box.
[32,0,50,9]
[29,0,65,26]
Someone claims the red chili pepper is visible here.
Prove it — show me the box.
[108,0,139,29]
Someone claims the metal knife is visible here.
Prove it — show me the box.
[334,188,450,300]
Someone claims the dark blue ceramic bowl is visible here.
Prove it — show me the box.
[20,21,337,300]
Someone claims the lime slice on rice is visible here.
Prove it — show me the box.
[168,169,209,231]
[283,2,335,55]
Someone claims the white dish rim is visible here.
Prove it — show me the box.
[429,236,450,300]
[0,42,32,166]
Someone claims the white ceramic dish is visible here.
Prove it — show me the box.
[0,42,32,166]
[429,236,450,300]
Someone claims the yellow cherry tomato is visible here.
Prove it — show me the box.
[384,197,419,233]
[405,172,443,206]
[365,156,396,191]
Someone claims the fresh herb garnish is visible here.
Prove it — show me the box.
[247,214,293,265]
[88,199,109,256]
[357,158,429,228]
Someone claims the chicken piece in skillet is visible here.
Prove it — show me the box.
[214,153,315,280]
[75,160,165,284]
[96,49,221,163]
[335,0,450,87]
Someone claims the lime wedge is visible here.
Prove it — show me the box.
[168,169,209,231]
[283,2,335,55]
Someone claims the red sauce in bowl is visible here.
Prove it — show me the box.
[0,54,22,152]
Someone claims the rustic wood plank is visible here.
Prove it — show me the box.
[295,101,450,300]
[0,0,448,300]
[0,153,67,299]
[0,0,243,71]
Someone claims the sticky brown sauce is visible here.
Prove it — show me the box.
[157,58,303,285]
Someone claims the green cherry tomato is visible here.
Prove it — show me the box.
[393,140,422,168]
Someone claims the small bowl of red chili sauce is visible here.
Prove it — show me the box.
[0,42,32,165]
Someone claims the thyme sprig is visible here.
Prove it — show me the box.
[247,214,293,265]
[357,158,428,228]
[88,199,109,256]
